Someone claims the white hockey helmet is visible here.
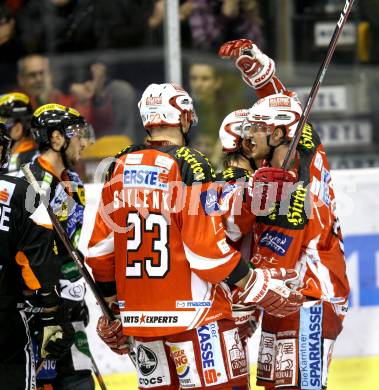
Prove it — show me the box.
[138,83,198,129]
[219,109,249,152]
[243,93,303,139]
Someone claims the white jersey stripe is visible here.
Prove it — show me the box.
[87,231,114,257]
[183,243,235,270]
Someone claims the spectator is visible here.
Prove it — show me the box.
[188,61,246,167]
[184,0,223,51]
[16,54,91,117]
[69,62,139,142]
[146,0,193,47]
[0,4,24,90]
[17,0,97,54]
[181,0,263,52]
[95,0,154,48]
[221,0,264,48]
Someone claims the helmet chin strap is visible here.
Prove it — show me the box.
[266,129,287,165]
[180,123,190,146]
[55,137,72,170]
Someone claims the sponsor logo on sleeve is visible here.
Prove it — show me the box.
[287,183,308,227]
[200,189,220,215]
[175,147,214,181]
[217,238,231,255]
[299,303,323,390]
[123,165,169,191]
[299,124,315,150]
[314,152,323,171]
[258,230,293,256]
[320,168,331,206]
[196,322,228,386]
[220,183,239,201]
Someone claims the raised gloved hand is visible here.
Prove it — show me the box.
[250,167,298,205]
[237,268,305,318]
[96,316,132,355]
[219,38,275,89]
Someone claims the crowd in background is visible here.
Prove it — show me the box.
[0,0,263,145]
[0,0,378,174]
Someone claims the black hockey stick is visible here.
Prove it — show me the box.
[21,164,137,372]
[281,0,355,170]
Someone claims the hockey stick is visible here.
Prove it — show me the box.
[281,0,355,170]
[90,353,108,390]
[21,164,137,372]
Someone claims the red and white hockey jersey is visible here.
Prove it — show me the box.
[86,144,242,337]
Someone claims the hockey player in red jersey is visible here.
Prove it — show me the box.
[219,39,350,390]
[86,82,305,389]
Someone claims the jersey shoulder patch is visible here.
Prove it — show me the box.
[105,144,147,182]
[217,167,251,182]
[168,146,216,184]
[297,122,321,154]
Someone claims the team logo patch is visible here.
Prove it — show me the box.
[200,189,219,215]
[259,230,293,256]
[123,165,169,191]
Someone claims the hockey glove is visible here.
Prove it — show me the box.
[40,322,75,359]
[250,167,298,207]
[219,39,275,89]
[96,316,132,355]
[237,268,305,317]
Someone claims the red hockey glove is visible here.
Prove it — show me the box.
[96,316,131,355]
[219,38,255,58]
[251,167,298,204]
[237,268,305,318]
[231,302,261,342]
[219,39,275,89]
